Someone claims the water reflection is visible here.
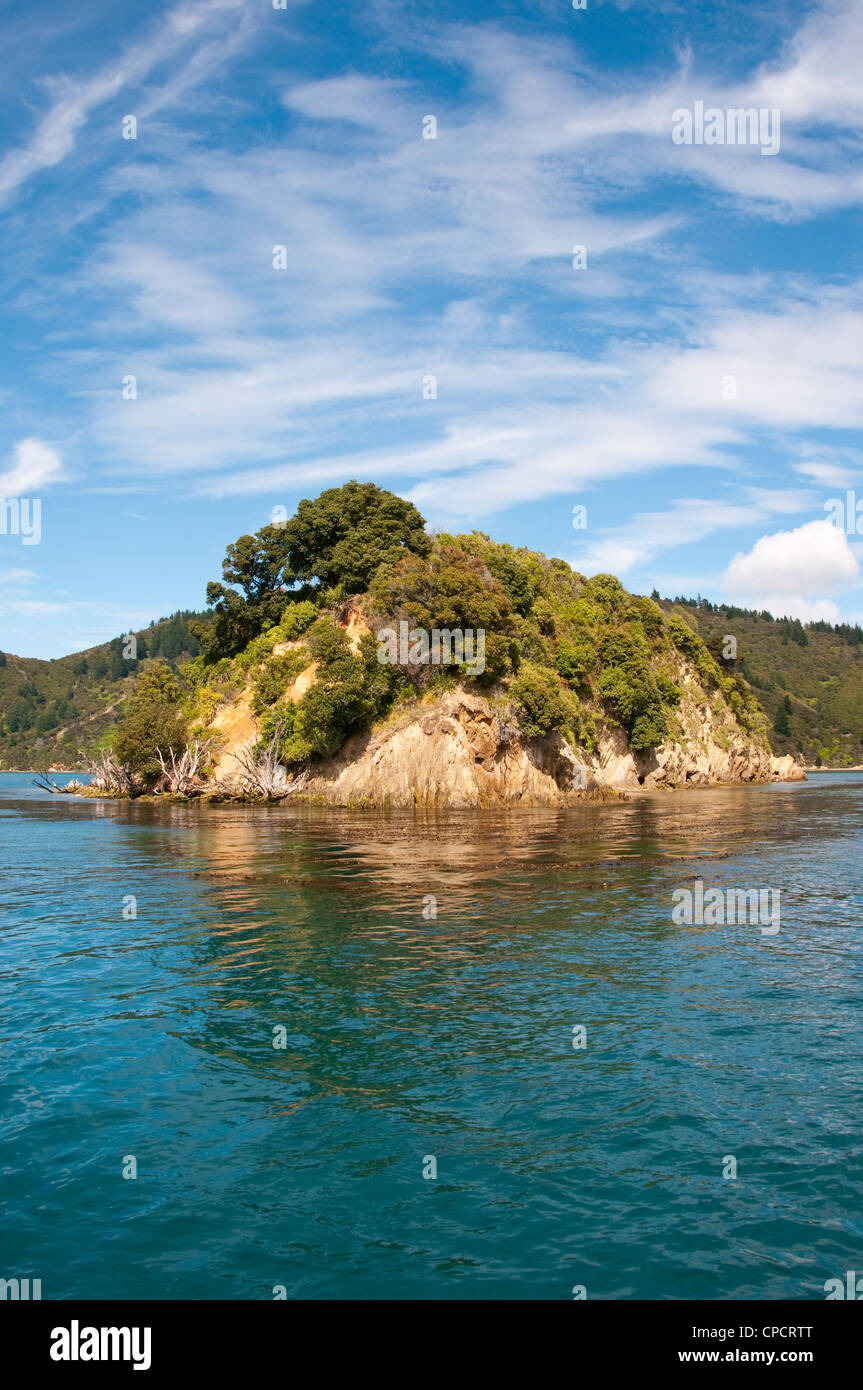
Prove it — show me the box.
[2,773,862,1298]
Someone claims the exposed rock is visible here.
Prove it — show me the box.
[209,687,258,783]
[277,687,804,808]
[210,654,317,787]
[202,611,805,807]
[593,677,806,791]
[288,690,611,808]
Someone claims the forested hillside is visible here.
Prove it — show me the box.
[657,596,863,766]
[0,612,202,770]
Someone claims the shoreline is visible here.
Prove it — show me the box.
[801,765,863,773]
[4,773,816,809]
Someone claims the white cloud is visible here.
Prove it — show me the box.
[750,0,863,128]
[0,599,70,616]
[722,519,860,602]
[792,446,863,490]
[571,491,817,582]
[0,568,36,586]
[0,439,64,495]
[0,0,839,525]
[64,97,863,506]
[577,540,650,577]
[283,75,412,132]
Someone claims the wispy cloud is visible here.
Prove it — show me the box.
[5,0,863,653]
[0,0,252,207]
[40,5,863,518]
[0,439,64,494]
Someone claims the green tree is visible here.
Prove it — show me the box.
[194,529,296,659]
[596,629,667,749]
[109,638,129,680]
[281,481,430,593]
[556,635,595,683]
[370,544,514,637]
[196,483,430,659]
[773,697,791,736]
[286,623,381,760]
[113,662,188,785]
[581,574,628,613]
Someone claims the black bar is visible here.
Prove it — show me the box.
[2,1298,859,1375]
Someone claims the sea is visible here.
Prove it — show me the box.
[1,769,861,1300]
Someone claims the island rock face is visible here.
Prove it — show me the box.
[283,691,802,808]
[289,690,611,808]
[190,554,807,808]
[208,667,804,808]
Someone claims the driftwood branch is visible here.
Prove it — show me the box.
[33,772,70,793]
[78,750,136,795]
[232,724,291,799]
[155,740,211,794]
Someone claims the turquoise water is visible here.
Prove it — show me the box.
[1,770,861,1300]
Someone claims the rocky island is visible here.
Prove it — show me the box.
[57,482,802,808]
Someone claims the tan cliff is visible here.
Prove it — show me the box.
[282,690,802,808]
[203,642,804,808]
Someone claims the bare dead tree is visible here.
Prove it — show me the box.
[79,750,136,795]
[155,740,211,794]
[232,723,292,799]
[33,773,70,793]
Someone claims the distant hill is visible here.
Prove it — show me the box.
[0,611,204,771]
[656,595,863,766]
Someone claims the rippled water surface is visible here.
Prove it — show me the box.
[1,771,862,1299]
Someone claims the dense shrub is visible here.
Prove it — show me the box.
[656,672,682,707]
[370,546,514,635]
[625,595,664,638]
[282,624,396,762]
[251,652,309,716]
[473,633,517,687]
[511,664,572,739]
[112,662,189,784]
[596,629,667,749]
[556,634,596,683]
[275,600,318,642]
[581,574,627,613]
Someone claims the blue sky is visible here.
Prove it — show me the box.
[2,0,863,658]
